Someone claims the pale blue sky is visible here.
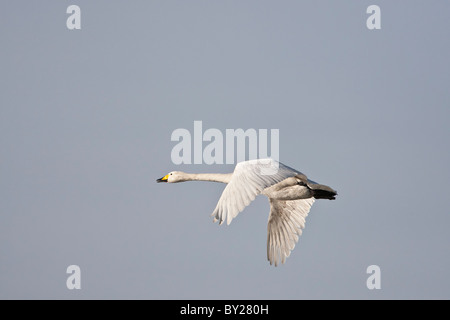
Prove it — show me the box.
[1,1,449,299]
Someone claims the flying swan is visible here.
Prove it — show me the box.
[156,158,337,266]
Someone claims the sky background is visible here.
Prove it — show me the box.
[1,1,449,299]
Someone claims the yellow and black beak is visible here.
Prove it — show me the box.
[156,174,169,183]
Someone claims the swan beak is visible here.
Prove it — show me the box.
[156,174,169,183]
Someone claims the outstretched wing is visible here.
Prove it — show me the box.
[211,159,302,225]
[267,198,315,266]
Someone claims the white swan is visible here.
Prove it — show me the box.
[157,158,337,266]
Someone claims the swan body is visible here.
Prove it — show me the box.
[157,158,337,266]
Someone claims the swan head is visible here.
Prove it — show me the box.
[156,171,188,183]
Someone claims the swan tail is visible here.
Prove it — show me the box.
[310,184,337,200]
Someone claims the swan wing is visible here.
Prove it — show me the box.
[211,159,301,225]
[267,198,314,266]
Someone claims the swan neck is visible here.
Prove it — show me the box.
[186,173,232,184]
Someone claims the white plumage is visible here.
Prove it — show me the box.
[157,158,337,266]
